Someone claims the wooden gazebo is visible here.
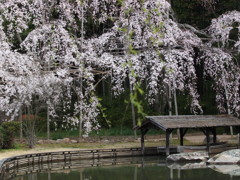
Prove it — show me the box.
[137,115,240,155]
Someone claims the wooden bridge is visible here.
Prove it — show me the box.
[0,147,174,179]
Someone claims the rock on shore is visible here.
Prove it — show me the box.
[208,149,240,164]
[167,151,209,162]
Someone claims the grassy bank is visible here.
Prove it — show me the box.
[0,137,190,159]
[36,127,162,140]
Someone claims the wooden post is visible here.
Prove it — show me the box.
[141,131,145,155]
[179,128,188,146]
[180,128,184,146]
[237,126,240,149]
[206,128,210,154]
[166,130,170,156]
[141,129,148,155]
[212,128,217,144]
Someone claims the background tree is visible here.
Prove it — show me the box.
[0,0,239,144]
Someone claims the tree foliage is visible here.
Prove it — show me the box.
[0,0,239,138]
[0,121,20,149]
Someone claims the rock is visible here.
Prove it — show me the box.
[134,138,141,142]
[62,138,70,143]
[167,151,209,162]
[49,140,56,144]
[102,139,110,143]
[37,140,44,144]
[208,149,240,164]
[82,134,88,138]
[0,159,7,167]
[55,138,71,143]
[56,139,62,143]
[203,135,219,144]
[71,140,78,143]
[38,140,55,144]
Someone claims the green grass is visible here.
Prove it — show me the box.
[0,143,28,153]
[14,138,192,151]
[89,128,162,136]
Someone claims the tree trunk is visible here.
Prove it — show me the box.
[19,108,23,141]
[168,83,172,116]
[223,76,233,137]
[25,106,36,149]
[173,85,180,139]
[79,6,84,139]
[130,83,137,138]
[168,83,173,140]
[47,105,50,140]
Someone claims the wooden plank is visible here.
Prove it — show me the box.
[206,128,210,154]
[145,115,240,130]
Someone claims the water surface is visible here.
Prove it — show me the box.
[9,156,239,180]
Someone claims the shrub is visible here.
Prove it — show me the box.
[0,121,20,149]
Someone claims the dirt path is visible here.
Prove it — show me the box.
[0,147,89,160]
[184,134,237,144]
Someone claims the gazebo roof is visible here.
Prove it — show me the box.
[138,115,240,131]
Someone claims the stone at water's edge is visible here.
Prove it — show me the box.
[166,151,209,162]
[0,159,6,167]
[71,140,78,143]
[208,149,240,164]
[203,136,220,144]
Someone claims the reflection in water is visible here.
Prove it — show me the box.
[48,172,51,180]
[9,156,240,180]
[209,165,240,177]
[167,162,207,170]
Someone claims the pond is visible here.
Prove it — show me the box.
[9,156,240,180]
